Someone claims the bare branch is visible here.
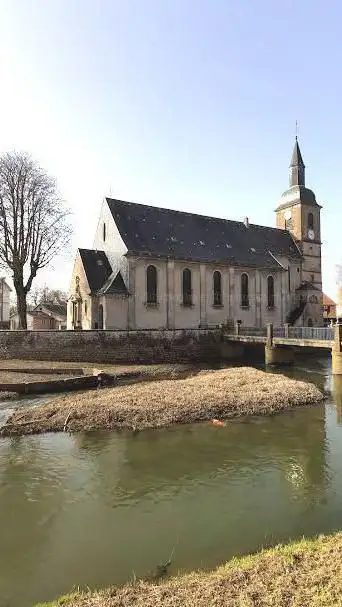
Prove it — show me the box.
[0,150,72,328]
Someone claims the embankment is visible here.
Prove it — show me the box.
[36,532,342,607]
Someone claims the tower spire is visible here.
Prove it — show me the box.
[289,136,305,187]
[290,135,305,188]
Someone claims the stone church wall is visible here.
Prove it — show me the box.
[0,329,244,364]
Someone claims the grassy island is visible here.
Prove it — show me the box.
[1,367,323,436]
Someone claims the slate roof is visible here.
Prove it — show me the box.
[106,198,302,269]
[290,138,305,167]
[79,249,112,293]
[97,271,128,296]
[37,302,67,317]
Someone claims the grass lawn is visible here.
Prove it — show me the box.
[34,532,342,607]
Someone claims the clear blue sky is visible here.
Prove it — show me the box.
[0,0,341,298]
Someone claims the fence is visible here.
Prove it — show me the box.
[226,324,335,342]
[287,326,334,341]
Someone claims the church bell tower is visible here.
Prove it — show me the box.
[275,137,323,325]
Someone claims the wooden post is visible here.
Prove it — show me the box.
[284,323,289,339]
[267,323,273,347]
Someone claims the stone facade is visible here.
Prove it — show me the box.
[0,329,244,364]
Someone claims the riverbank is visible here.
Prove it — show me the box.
[1,367,323,436]
[36,532,342,607]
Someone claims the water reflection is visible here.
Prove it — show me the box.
[1,355,342,607]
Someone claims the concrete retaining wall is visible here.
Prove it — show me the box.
[0,329,244,364]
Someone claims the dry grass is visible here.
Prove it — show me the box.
[35,532,342,607]
[0,359,193,376]
[0,371,75,384]
[1,367,323,436]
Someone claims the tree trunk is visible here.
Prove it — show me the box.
[15,283,27,329]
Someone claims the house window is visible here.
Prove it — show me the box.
[241,273,249,308]
[267,275,275,308]
[98,304,104,330]
[307,318,313,327]
[84,300,88,314]
[103,222,106,242]
[213,271,222,306]
[146,265,157,304]
[308,213,314,231]
[182,268,192,306]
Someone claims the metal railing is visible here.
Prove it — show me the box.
[287,326,334,341]
[225,325,335,342]
[237,326,267,337]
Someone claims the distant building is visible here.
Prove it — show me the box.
[323,294,337,326]
[10,301,67,331]
[68,138,324,330]
[0,277,11,329]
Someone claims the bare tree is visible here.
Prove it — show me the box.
[0,151,72,328]
[29,285,67,307]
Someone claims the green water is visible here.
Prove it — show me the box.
[1,358,342,607]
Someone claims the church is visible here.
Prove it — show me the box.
[67,139,323,331]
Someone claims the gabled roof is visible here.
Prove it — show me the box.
[96,271,128,296]
[0,277,12,291]
[323,293,336,306]
[106,198,302,269]
[79,249,112,293]
[36,302,67,317]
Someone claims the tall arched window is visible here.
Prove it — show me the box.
[182,268,192,306]
[98,304,104,330]
[307,318,313,327]
[267,275,275,308]
[213,271,222,306]
[241,273,249,308]
[308,212,314,231]
[103,222,106,242]
[146,265,157,304]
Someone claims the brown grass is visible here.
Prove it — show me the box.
[35,533,342,607]
[0,359,194,376]
[0,371,75,384]
[1,367,323,437]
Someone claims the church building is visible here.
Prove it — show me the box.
[67,139,323,330]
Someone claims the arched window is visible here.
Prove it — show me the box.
[308,213,314,231]
[98,304,104,330]
[146,265,157,304]
[267,275,275,308]
[241,273,249,308]
[307,318,313,327]
[182,268,192,306]
[213,271,222,306]
[103,222,106,242]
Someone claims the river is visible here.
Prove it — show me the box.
[1,356,342,607]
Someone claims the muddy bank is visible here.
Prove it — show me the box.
[1,367,323,437]
[36,532,342,607]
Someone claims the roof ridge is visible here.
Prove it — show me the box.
[106,197,289,232]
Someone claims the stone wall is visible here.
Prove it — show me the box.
[0,329,244,364]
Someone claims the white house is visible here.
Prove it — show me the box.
[67,139,324,331]
[0,277,11,328]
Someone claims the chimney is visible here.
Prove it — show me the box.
[244,217,249,228]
